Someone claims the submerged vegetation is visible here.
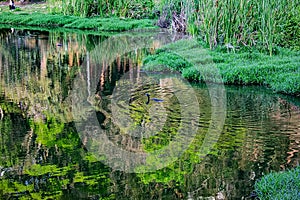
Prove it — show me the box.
[255,166,300,200]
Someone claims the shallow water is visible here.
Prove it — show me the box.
[0,28,299,199]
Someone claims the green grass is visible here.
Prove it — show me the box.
[47,0,155,19]
[0,2,48,13]
[0,12,157,32]
[167,0,300,52]
[255,166,300,200]
[142,39,300,96]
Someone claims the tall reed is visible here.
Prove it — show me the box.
[160,0,300,53]
[47,0,300,53]
[47,0,155,19]
[191,0,300,53]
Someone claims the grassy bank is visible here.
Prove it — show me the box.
[255,166,300,200]
[45,0,300,52]
[0,11,156,32]
[47,0,155,19]
[2,1,300,52]
[143,39,300,96]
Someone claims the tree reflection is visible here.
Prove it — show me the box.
[0,28,299,199]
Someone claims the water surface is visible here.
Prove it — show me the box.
[0,28,299,199]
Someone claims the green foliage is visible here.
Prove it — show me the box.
[3,0,300,52]
[143,39,300,96]
[0,108,112,198]
[158,0,300,52]
[0,179,34,194]
[47,0,155,18]
[275,4,300,50]
[143,51,192,71]
[24,164,70,176]
[64,17,155,31]
[0,102,29,167]
[30,117,64,146]
[0,162,111,199]
[0,12,156,32]
[14,7,22,12]
[255,166,300,200]
[267,72,300,95]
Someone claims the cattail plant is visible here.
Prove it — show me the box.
[47,0,300,53]
[47,0,155,18]
[191,0,300,53]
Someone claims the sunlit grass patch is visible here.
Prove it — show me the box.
[0,12,156,31]
[143,39,300,96]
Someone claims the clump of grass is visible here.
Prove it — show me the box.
[64,17,155,31]
[267,73,300,95]
[157,0,300,53]
[255,166,300,200]
[47,0,155,19]
[0,12,156,31]
[3,0,299,52]
[143,39,300,96]
[4,0,299,52]
[143,51,192,71]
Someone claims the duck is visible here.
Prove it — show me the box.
[145,93,163,105]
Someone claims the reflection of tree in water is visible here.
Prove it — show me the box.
[0,29,179,199]
[0,29,300,199]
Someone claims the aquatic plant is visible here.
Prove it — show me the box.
[0,12,156,31]
[143,39,300,96]
[2,0,299,51]
[255,166,300,200]
[197,0,300,53]
[47,0,156,19]
[153,0,300,52]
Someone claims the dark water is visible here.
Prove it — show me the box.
[0,28,300,200]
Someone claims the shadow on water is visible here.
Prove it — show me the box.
[0,28,299,199]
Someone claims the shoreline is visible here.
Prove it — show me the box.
[142,39,300,96]
[0,7,299,96]
[0,10,157,32]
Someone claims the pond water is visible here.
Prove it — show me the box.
[0,28,300,199]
